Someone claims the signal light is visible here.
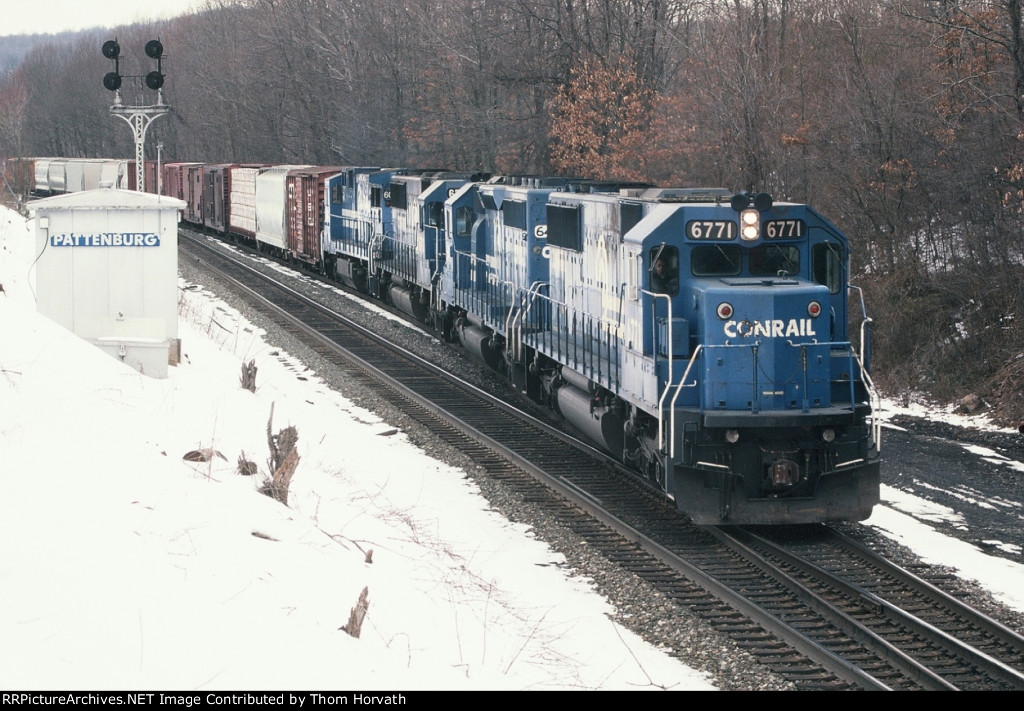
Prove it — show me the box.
[102,39,121,92]
[101,38,166,93]
[145,39,164,90]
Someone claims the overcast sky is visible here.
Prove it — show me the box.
[0,0,203,37]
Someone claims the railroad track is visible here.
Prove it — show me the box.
[717,525,1024,689]
[179,230,1024,690]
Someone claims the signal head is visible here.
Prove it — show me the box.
[145,39,164,59]
[103,71,122,91]
[101,40,120,59]
[145,71,165,90]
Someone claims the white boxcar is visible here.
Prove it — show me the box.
[34,158,52,195]
[63,159,102,193]
[228,165,262,239]
[99,160,129,189]
[46,160,67,195]
[254,165,312,251]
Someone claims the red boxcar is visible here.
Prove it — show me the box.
[127,160,159,193]
[162,162,187,200]
[126,159,159,193]
[202,163,237,234]
[161,161,202,216]
[185,163,205,225]
[286,166,340,269]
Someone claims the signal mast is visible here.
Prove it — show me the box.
[101,39,169,192]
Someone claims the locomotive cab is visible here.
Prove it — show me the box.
[656,196,880,524]
[595,191,882,524]
[324,166,380,290]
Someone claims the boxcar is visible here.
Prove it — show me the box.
[202,163,237,234]
[285,166,340,268]
[185,163,206,225]
[254,165,312,255]
[228,165,263,240]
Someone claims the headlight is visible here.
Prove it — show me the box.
[740,209,759,240]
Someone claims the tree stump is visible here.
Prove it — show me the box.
[341,586,370,638]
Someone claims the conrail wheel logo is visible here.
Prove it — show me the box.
[725,318,817,338]
[49,232,161,247]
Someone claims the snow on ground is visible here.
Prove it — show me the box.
[869,487,1024,597]
[872,401,1024,611]
[2,201,1023,692]
[0,206,713,690]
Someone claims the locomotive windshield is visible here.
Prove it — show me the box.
[691,245,741,276]
[750,244,800,276]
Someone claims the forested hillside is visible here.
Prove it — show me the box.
[3,0,1024,425]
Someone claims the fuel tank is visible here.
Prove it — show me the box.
[556,376,624,458]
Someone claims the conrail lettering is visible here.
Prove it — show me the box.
[49,232,161,247]
[724,318,817,339]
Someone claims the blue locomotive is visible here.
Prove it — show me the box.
[25,157,881,525]
[427,183,881,524]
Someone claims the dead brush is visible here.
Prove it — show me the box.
[240,359,257,392]
[259,403,299,505]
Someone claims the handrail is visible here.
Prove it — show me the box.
[661,338,878,458]
[642,288,674,395]
[514,287,623,387]
[849,284,873,368]
[510,281,548,361]
[449,247,515,331]
[665,341,756,456]
[859,316,873,372]
[852,347,883,453]
[663,345,704,455]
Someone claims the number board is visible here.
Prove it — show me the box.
[686,220,736,241]
[764,219,805,239]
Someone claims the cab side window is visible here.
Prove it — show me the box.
[650,247,680,295]
[812,242,843,294]
[455,206,474,238]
